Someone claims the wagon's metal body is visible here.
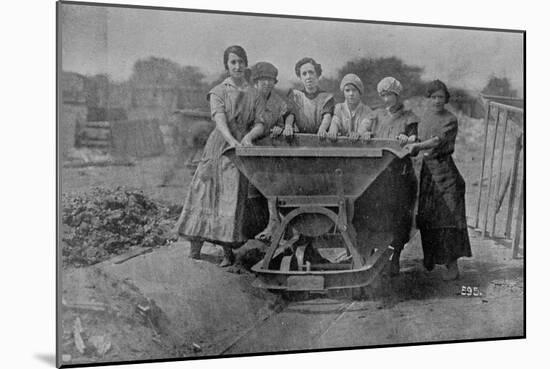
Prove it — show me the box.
[224,134,411,292]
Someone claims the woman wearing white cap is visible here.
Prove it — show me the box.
[327,73,373,140]
[363,76,418,275]
[370,76,418,143]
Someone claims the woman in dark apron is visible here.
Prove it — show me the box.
[405,80,472,280]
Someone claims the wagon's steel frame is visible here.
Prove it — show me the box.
[225,135,404,291]
[251,246,394,291]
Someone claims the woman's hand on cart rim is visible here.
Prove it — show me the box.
[317,129,329,139]
[229,138,242,147]
[396,134,410,146]
[326,131,338,141]
[403,143,420,156]
[360,131,372,141]
[241,135,254,146]
[270,126,283,138]
[348,132,361,141]
[282,124,294,138]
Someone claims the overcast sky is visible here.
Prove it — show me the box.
[60,3,524,93]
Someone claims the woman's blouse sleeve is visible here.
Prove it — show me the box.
[251,90,267,131]
[368,110,381,137]
[207,85,226,119]
[278,97,290,124]
[322,96,336,116]
[402,111,419,137]
[357,117,371,134]
[433,115,458,155]
[285,89,299,119]
[330,104,343,132]
[356,106,374,134]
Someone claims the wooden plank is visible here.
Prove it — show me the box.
[491,110,509,237]
[80,139,110,147]
[483,109,501,237]
[512,178,524,259]
[84,121,111,129]
[81,127,111,140]
[496,170,511,215]
[474,103,491,228]
[505,134,523,237]
[488,101,524,115]
[111,247,153,264]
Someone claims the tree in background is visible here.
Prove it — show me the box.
[337,57,425,107]
[481,76,517,97]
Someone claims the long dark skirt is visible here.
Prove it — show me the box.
[420,228,472,270]
[417,156,472,267]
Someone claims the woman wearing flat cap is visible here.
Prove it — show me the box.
[327,73,373,140]
[247,61,294,242]
[249,62,291,138]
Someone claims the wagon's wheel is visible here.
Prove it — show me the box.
[261,205,364,270]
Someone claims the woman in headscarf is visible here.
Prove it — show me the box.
[405,80,472,280]
[275,57,335,138]
[327,73,373,140]
[174,45,266,267]
[363,76,418,275]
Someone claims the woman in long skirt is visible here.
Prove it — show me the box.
[405,79,472,280]
[174,45,265,267]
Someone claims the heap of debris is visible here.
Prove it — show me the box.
[62,187,181,267]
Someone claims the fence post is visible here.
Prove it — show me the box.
[512,176,524,259]
[483,106,501,237]
[490,110,509,237]
[475,103,491,228]
[505,133,523,238]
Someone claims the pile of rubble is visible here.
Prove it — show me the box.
[62,187,181,267]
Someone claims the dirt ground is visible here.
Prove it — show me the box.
[59,133,524,364]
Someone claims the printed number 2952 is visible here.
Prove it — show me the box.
[461,286,482,296]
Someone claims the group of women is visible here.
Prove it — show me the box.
[174,45,471,281]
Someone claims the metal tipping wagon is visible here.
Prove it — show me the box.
[223,133,413,293]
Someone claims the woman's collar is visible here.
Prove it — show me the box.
[302,88,322,100]
[224,77,249,89]
[387,102,404,115]
[345,101,363,117]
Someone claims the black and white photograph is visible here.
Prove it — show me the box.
[54,0,527,367]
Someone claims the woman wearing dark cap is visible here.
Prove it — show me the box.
[278,57,335,138]
[405,79,472,280]
[174,45,266,267]
[247,61,293,241]
[249,61,290,137]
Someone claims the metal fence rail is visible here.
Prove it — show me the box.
[473,96,524,258]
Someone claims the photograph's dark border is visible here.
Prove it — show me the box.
[55,1,527,367]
